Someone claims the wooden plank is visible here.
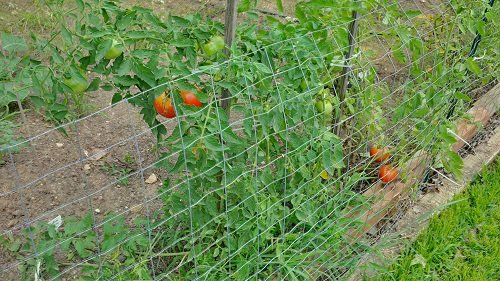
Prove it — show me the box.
[452,83,499,151]
[221,0,238,111]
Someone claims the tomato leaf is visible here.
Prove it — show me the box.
[170,16,191,27]
[295,4,306,22]
[61,26,73,45]
[276,0,284,13]
[332,143,345,169]
[466,57,481,76]
[254,62,273,74]
[96,39,113,62]
[87,78,101,92]
[204,136,227,151]
[322,148,333,174]
[454,91,471,102]
[133,62,156,88]
[237,0,252,13]
[442,150,463,179]
[113,75,138,87]
[115,59,132,76]
[75,0,84,11]
[111,93,123,104]
[116,12,136,30]
[1,33,28,53]
[50,46,64,64]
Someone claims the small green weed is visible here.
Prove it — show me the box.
[0,212,153,280]
[0,116,25,166]
[100,153,136,187]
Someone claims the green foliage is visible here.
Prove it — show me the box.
[0,33,30,106]
[373,159,500,281]
[0,118,23,165]
[0,32,30,162]
[0,212,153,280]
[0,0,498,279]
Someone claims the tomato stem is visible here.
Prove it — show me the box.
[199,97,213,140]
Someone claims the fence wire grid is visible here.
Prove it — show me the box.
[0,0,498,280]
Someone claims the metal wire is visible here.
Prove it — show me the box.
[1,2,496,280]
[1,34,490,274]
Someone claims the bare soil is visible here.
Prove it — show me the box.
[0,89,161,227]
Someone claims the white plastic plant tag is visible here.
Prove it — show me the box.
[48,215,63,230]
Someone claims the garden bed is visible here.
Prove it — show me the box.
[348,83,500,280]
[1,0,498,280]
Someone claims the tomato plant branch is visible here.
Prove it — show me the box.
[199,97,214,140]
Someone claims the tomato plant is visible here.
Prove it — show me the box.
[0,32,30,160]
[2,0,497,279]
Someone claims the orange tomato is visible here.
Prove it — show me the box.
[180,90,202,107]
[154,92,176,118]
[370,146,390,163]
[379,165,398,183]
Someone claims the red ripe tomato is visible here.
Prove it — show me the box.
[180,90,202,107]
[370,146,390,163]
[154,92,176,118]
[379,165,398,183]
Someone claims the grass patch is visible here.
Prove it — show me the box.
[374,158,500,281]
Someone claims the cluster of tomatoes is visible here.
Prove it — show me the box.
[369,146,399,184]
[152,35,223,119]
[153,89,203,119]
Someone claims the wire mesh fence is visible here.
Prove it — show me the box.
[0,0,498,280]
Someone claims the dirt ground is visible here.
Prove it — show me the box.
[1,0,298,235]
[0,0,297,32]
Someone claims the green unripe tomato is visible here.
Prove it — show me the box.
[319,88,331,97]
[104,39,123,60]
[203,42,218,57]
[203,36,225,57]
[214,73,222,81]
[300,80,308,92]
[315,100,333,116]
[210,36,225,51]
[63,76,88,94]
